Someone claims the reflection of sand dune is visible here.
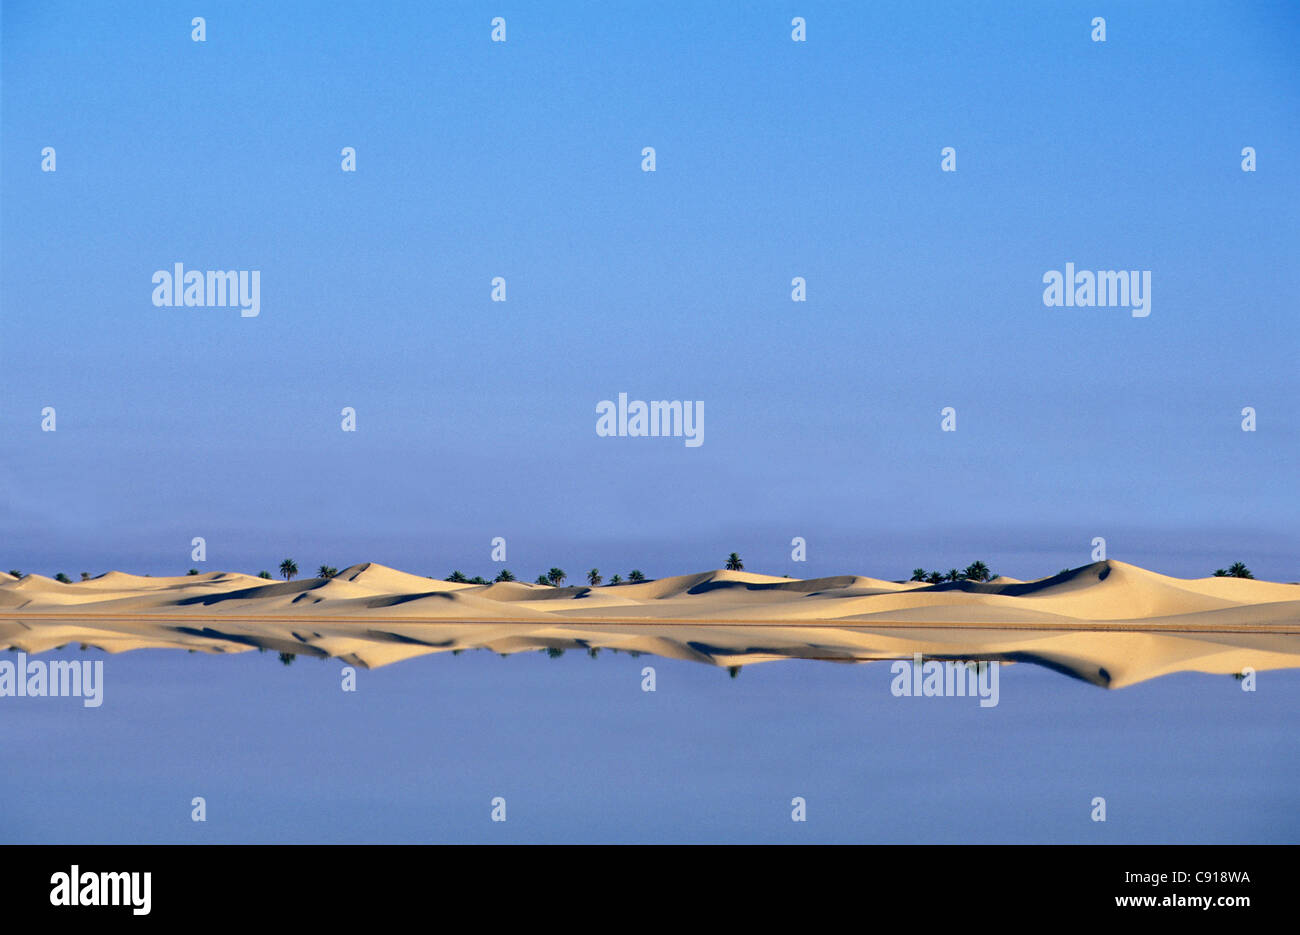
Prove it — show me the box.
[1,560,1297,687]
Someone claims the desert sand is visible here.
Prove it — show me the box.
[1,560,1297,687]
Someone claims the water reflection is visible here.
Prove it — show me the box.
[3,617,1298,688]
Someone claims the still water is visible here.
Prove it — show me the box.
[2,645,1295,843]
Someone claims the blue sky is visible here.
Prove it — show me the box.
[3,0,1298,581]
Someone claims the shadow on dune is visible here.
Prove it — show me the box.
[922,562,1111,595]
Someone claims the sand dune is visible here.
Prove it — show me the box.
[1,560,1296,687]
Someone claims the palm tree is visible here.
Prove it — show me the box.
[446,570,468,583]
[547,567,567,587]
[587,568,602,586]
[7,570,22,579]
[1213,568,1229,576]
[963,561,991,583]
[257,570,272,579]
[910,568,927,582]
[317,565,338,579]
[725,552,744,570]
[186,569,198,576]
[609,573,623,585]
[54,572,71,583]
[628,569,645,582]
[535,574,550,585]
[469,576,488,584]
[279,558,298,581]
[1227,562,1254,579]
[925,571,943,584]
[945,568,963,582]
[493,569,516,582]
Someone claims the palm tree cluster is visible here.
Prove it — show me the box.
[910,561,994,584]
[1213,562,1254,579]
[523,557,752,586]
[515,567,650,587]
[443,570,520,584]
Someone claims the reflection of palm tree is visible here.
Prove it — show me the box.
[725,553,744,571]
[279,559,298,581]
[278,652,295,665]
[547,568,567,586]
[1227,562,1254,579]
[587,568,602,586]
[628,569,645,582]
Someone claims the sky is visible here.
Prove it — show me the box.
[3,0,1298,582]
